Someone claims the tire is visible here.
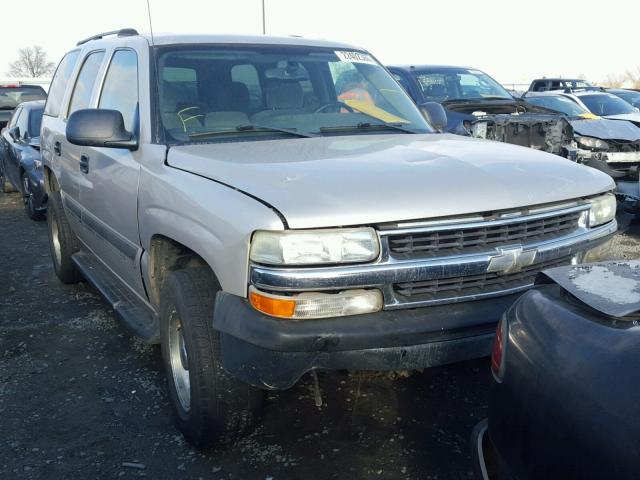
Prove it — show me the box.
[22,172,45,221]
[160,267,263,447]
[0,166,16,193]
[47,191,82,283]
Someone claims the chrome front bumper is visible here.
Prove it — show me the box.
[250,204,617,310]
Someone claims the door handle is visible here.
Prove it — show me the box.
[80,154,89,174]
[54,141,61,156]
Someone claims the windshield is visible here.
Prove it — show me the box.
[0,87,47,110]
[612,90,640,108]
[410,67,512,103]
[525,95,589,117]
[156,45,431,142]
[580,94,636,116]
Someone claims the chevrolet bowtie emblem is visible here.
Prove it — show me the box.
[487,246,537,274]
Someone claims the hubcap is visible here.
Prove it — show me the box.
[50,213,62,266]
[168,311,191,412]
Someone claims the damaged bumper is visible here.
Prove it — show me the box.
[469,114,572,155]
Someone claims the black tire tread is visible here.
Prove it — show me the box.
[47,191,81,283]
[22,172,45,221]
[160,267,262,447]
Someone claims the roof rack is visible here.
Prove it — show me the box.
[76,28,139,46]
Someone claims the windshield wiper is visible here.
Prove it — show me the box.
[187,124,317,139]
[320,122,416,134]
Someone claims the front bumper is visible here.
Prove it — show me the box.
[213,290,515,390]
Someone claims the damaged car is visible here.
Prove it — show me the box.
[523,92,640,211]
[471,261,640,480]
[386,65,574,155]
[526,88,640,126]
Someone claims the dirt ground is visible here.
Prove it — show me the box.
[1,191,638,480]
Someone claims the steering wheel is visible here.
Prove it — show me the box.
[314,101,356,114]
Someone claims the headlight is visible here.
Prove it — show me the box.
[250,228,380,266]
[587,193,616,227]
[576,136,609,151]
[249,287,383,319]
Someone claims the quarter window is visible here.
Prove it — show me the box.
[68,51,105,116]
[8,107,22,128]
[16,108,29,138]
[44,50,80,117]
[99,50,139,132]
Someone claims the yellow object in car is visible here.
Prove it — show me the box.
[342,99,410,124]
[578,113,600,120]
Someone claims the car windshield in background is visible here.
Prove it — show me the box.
[613,90,640,108]
[156,45,431,142]
[410,67,512,103]
[525,95,589,117]
[580,94,636,116]
[0,87,47,110]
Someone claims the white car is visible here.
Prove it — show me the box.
[525,89,640,126]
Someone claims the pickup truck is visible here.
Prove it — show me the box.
[41,29,617,446]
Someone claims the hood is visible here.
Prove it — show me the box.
[167,134,615,229]
[604,113,640,125]
[570,118,640,142]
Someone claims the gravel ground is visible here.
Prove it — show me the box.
[1,191,638,480]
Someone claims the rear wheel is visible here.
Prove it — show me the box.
[160,267,263,447]
[22,172,45,221]
[47,191,82,283]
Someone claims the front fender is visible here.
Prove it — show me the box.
[138,161,285,297]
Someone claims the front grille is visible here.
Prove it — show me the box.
[394,255,573,301]
[388,211,582,257]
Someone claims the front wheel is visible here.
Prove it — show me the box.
[22,173,45,221]
[160,267,263,447]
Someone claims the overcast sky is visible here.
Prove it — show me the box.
[1,0,636,85]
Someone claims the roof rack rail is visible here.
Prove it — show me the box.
[76,28,139,46]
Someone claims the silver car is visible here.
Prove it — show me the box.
[41,29,617,446]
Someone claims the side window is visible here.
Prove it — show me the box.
[44,51,80,117]
[28,109,44,138]
[16,108,30,138]
[68,51,105,116]
[8,107,22,128]
[99,50,139,132]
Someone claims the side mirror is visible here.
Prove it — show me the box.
[8,126,20,141]
[420,102,448,133]
[66,109,137,150]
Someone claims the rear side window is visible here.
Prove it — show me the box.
[98,50,139,132]
[44,51,80,117]
[68,51,105,116]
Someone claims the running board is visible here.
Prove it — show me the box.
[72,251,160,343]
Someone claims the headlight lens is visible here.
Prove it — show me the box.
[576,136,609,151]
[250,228,380,266]
[587,193,616,227]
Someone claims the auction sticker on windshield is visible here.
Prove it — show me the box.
[335,51,376,65]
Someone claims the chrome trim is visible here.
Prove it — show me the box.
[378,203,589,236]
[249,204,618,310]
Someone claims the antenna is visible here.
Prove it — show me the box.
[146,0,155,45]
[262,0,266,35]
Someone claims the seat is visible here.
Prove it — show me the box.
[251,79,305,124]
